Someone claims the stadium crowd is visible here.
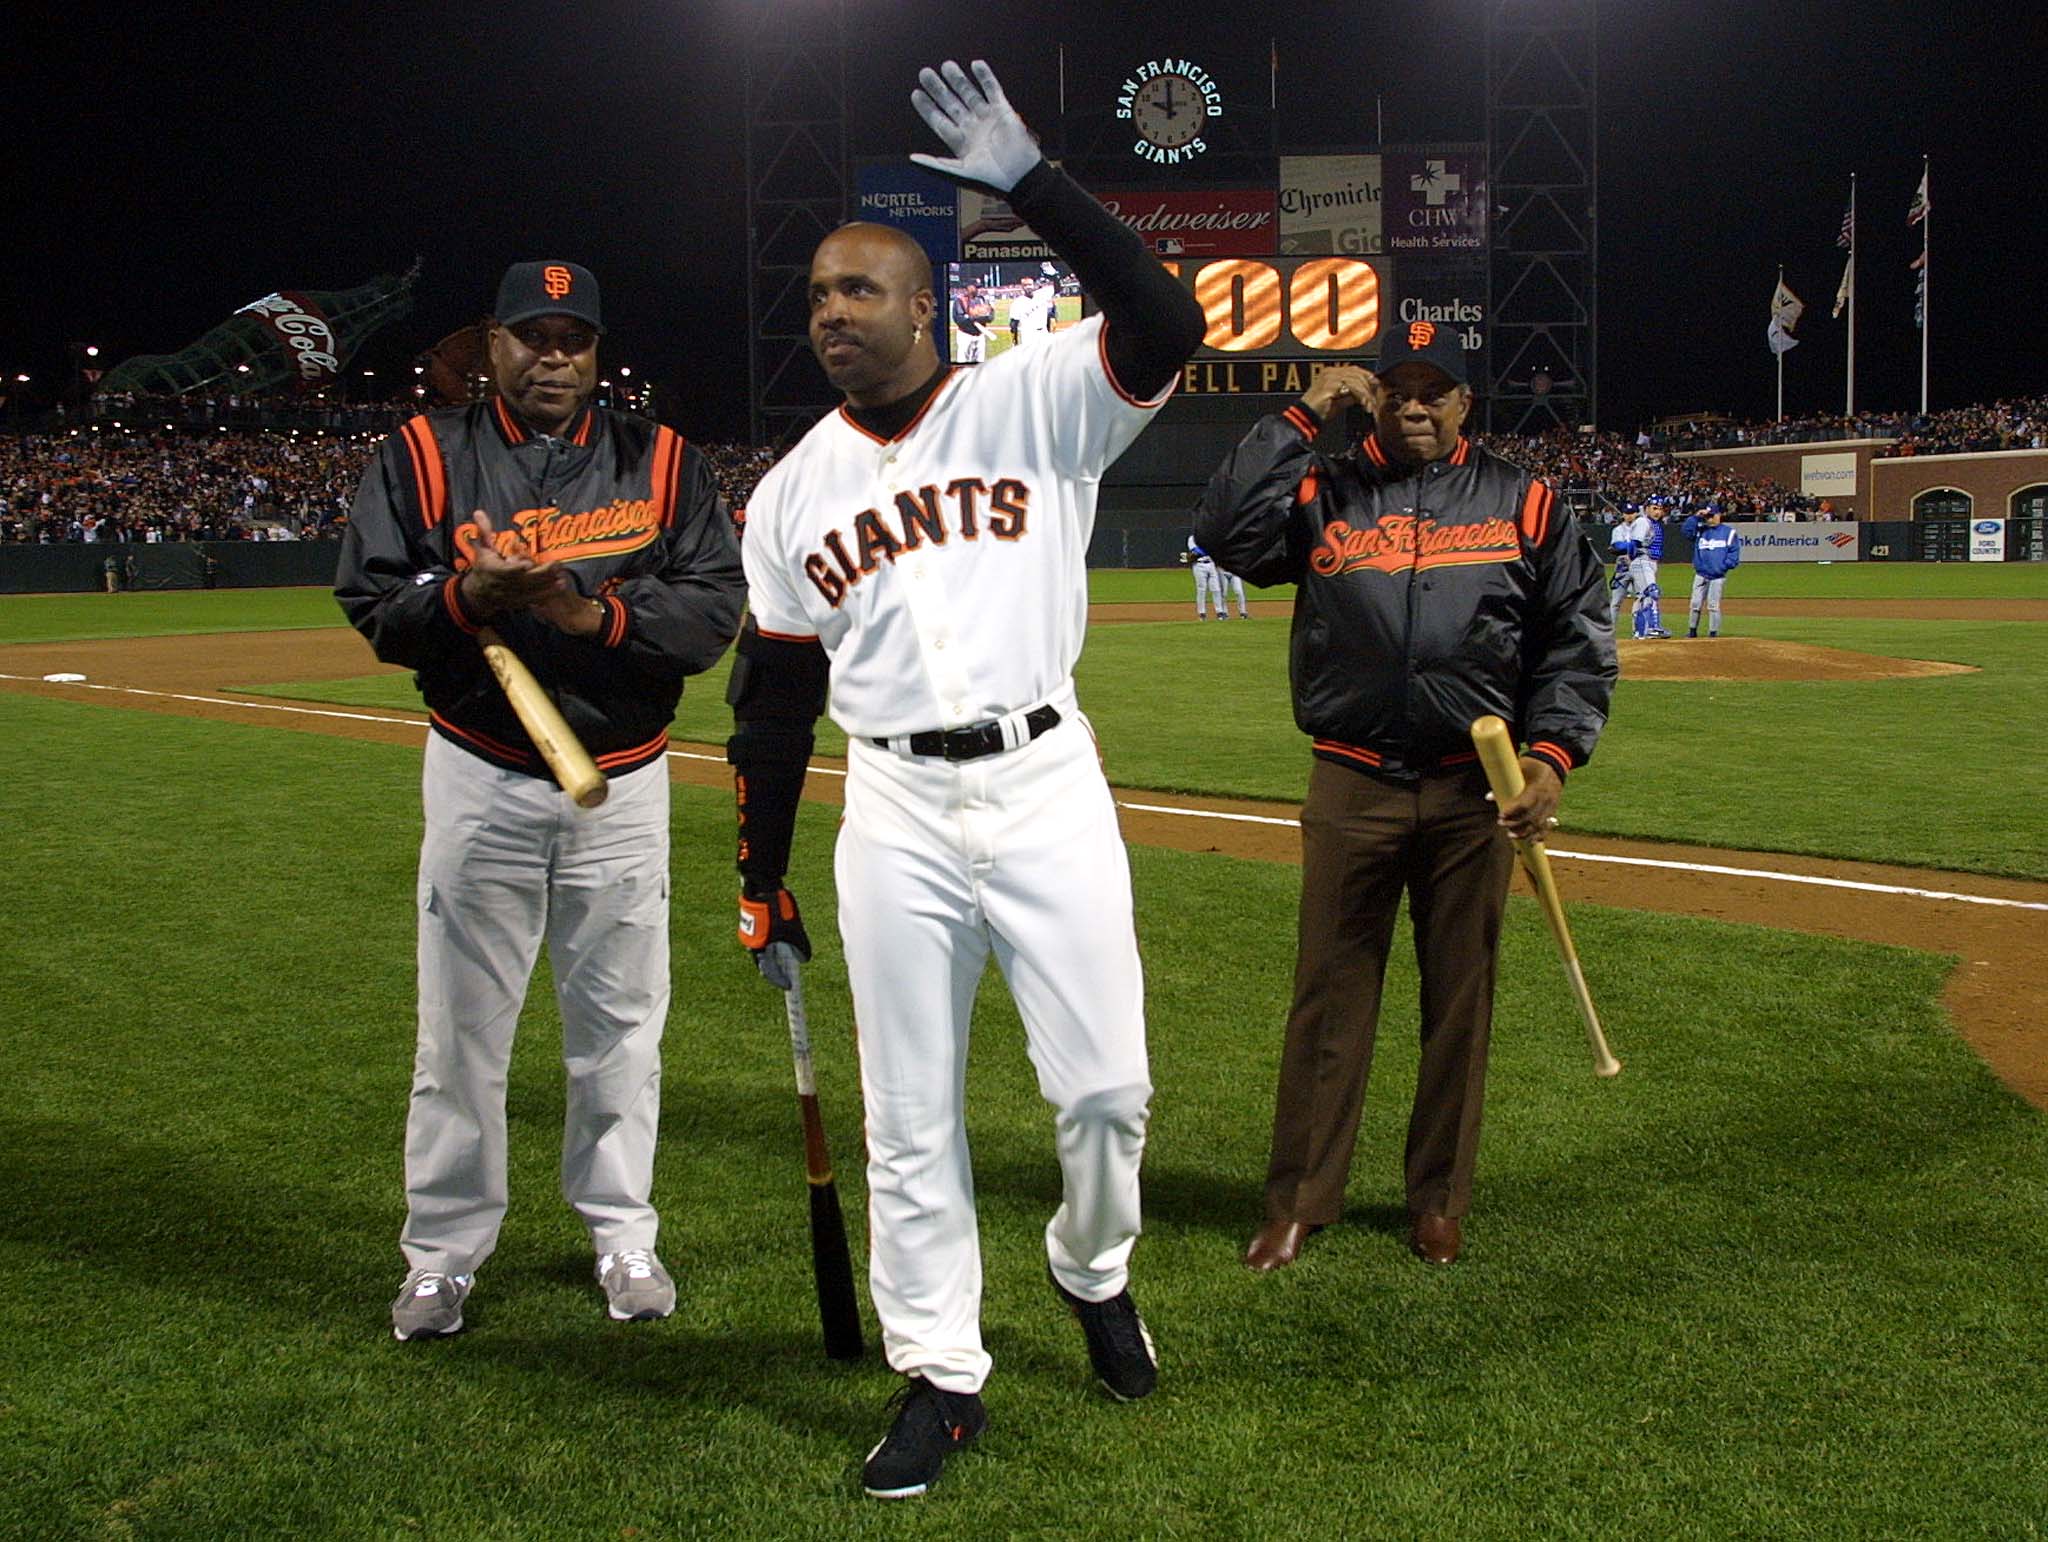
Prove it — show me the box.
[0,426,365,544]
[1650,394,2048,457]
[8,389,2045,543]
[1488,429,1825,518]
[0,425,788,544]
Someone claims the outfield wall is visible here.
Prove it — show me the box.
[0,541,341,594]
[3,518,2040,594]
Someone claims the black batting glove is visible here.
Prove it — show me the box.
[737,884,811,989]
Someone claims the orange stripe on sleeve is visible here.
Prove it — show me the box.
[1517,481,1553,548]
[408,417,447,530]
[650,426,682,528]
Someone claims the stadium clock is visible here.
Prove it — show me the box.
[1116,59,1222,165]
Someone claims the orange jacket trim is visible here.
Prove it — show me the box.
[1311,738,1384,769]
[431,711,533,767]
[400,416,448,530]
[593,731,669,771]
[440,574,480,635]
[650,425,685,529]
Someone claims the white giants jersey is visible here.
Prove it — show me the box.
[741,315,1172,739]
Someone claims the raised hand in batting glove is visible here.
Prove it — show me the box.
[910,60,1041,193]
[738,884,811,989]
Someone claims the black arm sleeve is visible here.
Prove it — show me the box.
[1192,410,1323,588]
[1004,161,1207,400]
[725,620,830,897]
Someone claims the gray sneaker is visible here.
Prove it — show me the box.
[391,1269,472,1341]
[597,1249,675,1321]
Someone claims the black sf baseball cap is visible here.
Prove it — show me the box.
[1375,317,1469,386]
[495,261,604,332]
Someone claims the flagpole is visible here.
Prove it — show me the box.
[1845,173,1856,418]
[1919,157,1930,415]
[1776,264,1785,420]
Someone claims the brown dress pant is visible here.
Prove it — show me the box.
[1262,757,1515,1224]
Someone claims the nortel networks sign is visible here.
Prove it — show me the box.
[1722,521,1861,562]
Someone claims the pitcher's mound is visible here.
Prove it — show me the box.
[1620,636,1975,682]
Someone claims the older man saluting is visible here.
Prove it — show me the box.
[1195,323,1615,1273]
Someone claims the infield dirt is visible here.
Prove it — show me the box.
[5,619,2042,1108]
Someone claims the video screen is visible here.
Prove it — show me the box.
[943,262,1084,364]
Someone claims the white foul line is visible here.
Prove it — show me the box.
[10,674,2040,912]
[1113,798,2048,913]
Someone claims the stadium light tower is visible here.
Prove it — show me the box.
[1486,0,1597,434]
[744,0,848,446]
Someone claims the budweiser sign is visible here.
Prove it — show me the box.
[1096,189,1278,257]
[235,291,342,388]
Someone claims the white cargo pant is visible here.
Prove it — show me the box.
[401,734,671,1276]
[837,703,1152,1395]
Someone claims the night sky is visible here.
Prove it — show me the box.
[9,0,2039,440]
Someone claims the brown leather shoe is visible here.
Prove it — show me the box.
[1408,1213,1462,1266]
[1243,1220,1318,1272]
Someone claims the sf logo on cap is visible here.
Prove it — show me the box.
[543,265,574,299]
[1407,320,1437,349]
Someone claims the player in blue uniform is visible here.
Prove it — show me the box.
[1683,505,1741,637]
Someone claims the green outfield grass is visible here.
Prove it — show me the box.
[1094,559,2048,604]
[2,559,2042,645]
[3,691,2043,1538]
[1071,613,2048,879]
[0,586,348,643]
[238,598,2047,878]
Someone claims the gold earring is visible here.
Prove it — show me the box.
[913,324,923,346]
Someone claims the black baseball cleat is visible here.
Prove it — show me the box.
[1049,1268,1158,1402]
[861,1376,987,1499]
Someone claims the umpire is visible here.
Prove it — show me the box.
[1194,322,1615,1270]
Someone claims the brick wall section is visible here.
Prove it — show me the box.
[1674,441,2048,519]
[1671,439,1889,517]
[1868,448,2048,519]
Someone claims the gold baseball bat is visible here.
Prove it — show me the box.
[1469,715,1621,1078]
[477,626,608,809]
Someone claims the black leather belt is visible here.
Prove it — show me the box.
[875,705,1062,762]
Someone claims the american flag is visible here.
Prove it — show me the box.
[1837,206,1854,249]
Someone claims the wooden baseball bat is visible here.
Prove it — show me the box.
[476,626,608,809]
[1469,715,1622,1079]
[774,947,865,1361]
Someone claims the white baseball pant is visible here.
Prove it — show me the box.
[1689,573,1727,634]
[1220,569,1249,617]
[1192,556,1222,618]
[836,705,1151,1395]
[953,330,987,365]
[401,734,671,1277]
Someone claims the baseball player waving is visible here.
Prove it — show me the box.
[724,59,1205,1500]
